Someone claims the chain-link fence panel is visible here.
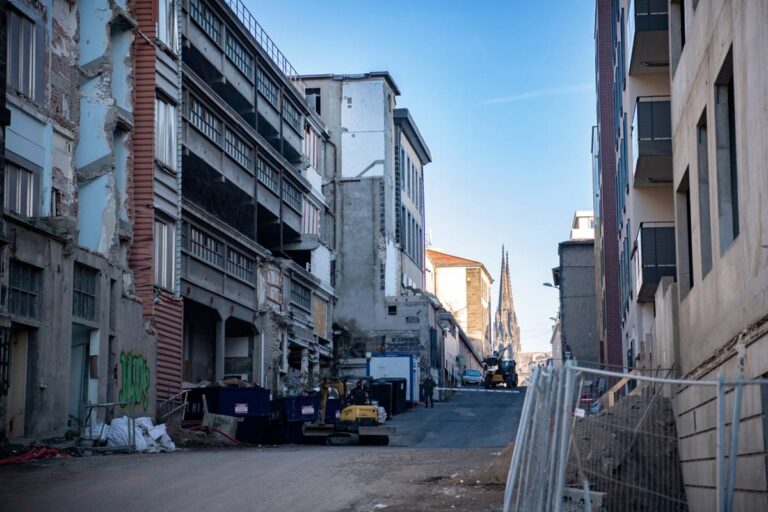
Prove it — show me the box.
[503,363,767,511]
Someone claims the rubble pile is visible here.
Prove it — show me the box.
[567,393,687,511]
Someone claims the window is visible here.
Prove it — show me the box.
[189,97,221,143]
[7,10,36,99]
[225,33,253,78]
[73,264,99,322]
[227,247,254,283]
[400,150,406,190]
[4,162,36,217]
[257,158,279,193]
[154,218,175,290]
[303,125,320,170]
[676,170,694,295]
[388,305,397,316]
[225,129,252,169]
[155,98,177,169]
[257,68,279,108]
[696,111,712,277]
[282,180,302,211]
[158,0,178,51]
[188,0,221,44]
[714,50,739,253]
[302,199,320,236]
[283,100,301,132]
[7,260,41,319]
[188,225,223,267]
[670,0,686,72]
[290,280,311,310]
[305,88,321,115]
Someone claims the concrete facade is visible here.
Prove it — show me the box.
[174,0,337,398]
[665,1,768,508]
[609,0,676,373]
[554,240,598,365]
[1,0,154,442]
[302,72,446,381]
[594,1,768,508]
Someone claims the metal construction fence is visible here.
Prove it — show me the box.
[503,362,768,512]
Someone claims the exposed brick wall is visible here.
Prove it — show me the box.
[595,0,622,368]
[130,0,157,317]
[130,0,184,397]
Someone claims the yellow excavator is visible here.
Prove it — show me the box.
[483,344,518,388]
[302,377,395,445]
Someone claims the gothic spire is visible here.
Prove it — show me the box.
[494,245,521,359]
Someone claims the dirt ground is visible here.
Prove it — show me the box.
[341,445,512,512]
[566,393,687,511]
[1,444,514,512]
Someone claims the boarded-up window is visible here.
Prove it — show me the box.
[266,266,282,305]
[312,296,328,338]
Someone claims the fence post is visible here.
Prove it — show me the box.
[716,372,726,511]
[725,375,744,512]
[546,366,565,508]
[502,366,540,512]
[553,361,576,512]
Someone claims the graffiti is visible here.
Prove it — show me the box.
[119,351,150,410]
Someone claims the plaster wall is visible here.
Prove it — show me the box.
[433,266,468,329]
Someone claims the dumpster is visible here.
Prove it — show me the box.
[384,378,407,416]
[370,380,393,419]
[184,388,219,422]
[184,386,271,443]
[325,397,342,423]
[277,395,321,444]
[217,387,270,417]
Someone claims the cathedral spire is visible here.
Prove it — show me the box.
[494,245,521,360]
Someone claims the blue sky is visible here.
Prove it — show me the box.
[247,0,597,352]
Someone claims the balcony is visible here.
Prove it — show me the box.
[632,97,672,187]
[627,0,669,74]
[180,220,258,310]
[633,222,676,302]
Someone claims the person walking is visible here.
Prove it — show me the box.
[422,374,436,408]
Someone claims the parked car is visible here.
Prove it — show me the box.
[461,369,484,386]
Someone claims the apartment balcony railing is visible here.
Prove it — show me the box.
[633,222,676,302]
[626,0,669,75]
[632,96,672,187]
[183,223,256,285]
[223,0,305,95]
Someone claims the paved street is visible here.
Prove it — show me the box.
[390,388,525,448]
[1,389,524,512]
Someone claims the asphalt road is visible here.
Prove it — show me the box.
[391,387,525,448]
[1,387,525,512]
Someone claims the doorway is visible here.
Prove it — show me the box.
[6,328,29,438]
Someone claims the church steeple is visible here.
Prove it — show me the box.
[494,246,522,360]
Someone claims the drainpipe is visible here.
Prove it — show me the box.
[260,331,265,387]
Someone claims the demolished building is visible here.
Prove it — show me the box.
[1,0,338,442]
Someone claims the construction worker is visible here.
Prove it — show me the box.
[349,380,367,405]
[422,374,436,408]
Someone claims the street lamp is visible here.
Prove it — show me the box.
[542,282,558,289]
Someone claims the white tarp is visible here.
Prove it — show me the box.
[106,416,175,453]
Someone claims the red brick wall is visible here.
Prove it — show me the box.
[596,0,623,368]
